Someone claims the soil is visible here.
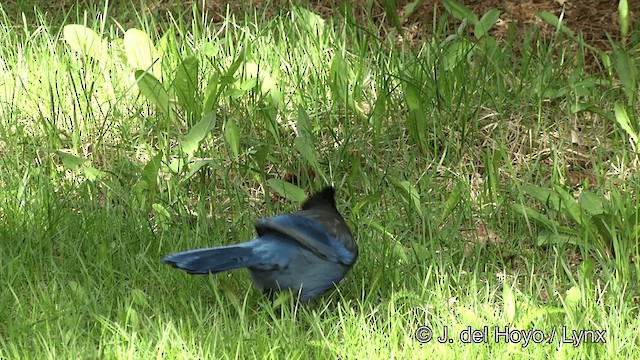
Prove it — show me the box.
[196,0,637,51]
[6,1,636,52]
[407,0,630,48]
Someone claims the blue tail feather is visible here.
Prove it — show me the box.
[161,244,259,274]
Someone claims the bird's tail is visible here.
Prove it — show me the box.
[161,243,259,275]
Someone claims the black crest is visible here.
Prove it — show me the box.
[301,186,337,210]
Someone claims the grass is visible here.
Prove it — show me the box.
[1,0,639,358]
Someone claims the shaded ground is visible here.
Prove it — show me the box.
[410,0,629,48]
[196,0,634,50]
[4,1,636,51]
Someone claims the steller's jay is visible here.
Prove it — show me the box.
[161,186,358,302]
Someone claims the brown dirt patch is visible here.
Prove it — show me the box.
[6,1,636,52]
[195,1,636,51]
[409,0,629,48]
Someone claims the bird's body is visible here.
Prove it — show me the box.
[161,186,357,302]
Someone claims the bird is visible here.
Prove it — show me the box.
[161,186,358,302]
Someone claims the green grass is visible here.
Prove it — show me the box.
[1,1,639,358]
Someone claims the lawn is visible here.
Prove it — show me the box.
[0,0,639,358]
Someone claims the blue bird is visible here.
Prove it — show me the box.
[161,186,358,302]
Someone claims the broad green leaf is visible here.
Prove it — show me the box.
[402,0,424,22]
[362,218,396,240]
[297,106,313,137]
[141,151,163,191]
[239,78,257,91]
[152,203,171,230]
[442,180,465,222]
[392,240,408,262]
[591,213,614,246]
[329,53,349,102]
[224,119,240,159]
[267,179,307,202]
[553,183,587,227]
[124,307,139,329]
[456,306,481,325]
[625,208,640,228]
[475,9,500,39]
[516,308,564,329]
[443,0,478,23]
[56,151,86,170]
[156,30,172,61]
[131,288,149,308]
[219,75,237,87]
[381,0,403,34]
[294,137,321,171]
[82,166,105,181]
[570,102,615,122]
[250,144,271,172]
[351,190,382,218]
[613,47,638,103]
[62,24,109,63]
[296,7,325,36]
[260,73,282,108]
[243,62,260,79]
[536,231,579,246]
[329,52,362,118]
[521,184,561,211]
[135,70,171,115]
[510,203,566,232]
[409,241,430,263]
[403,83,421,111]
[173,56,200,120]
[124,28,161,79]
[201,41,220,58]
[225,49,246,79]
[225,88,246,98]
[579,191,604,215]
[570,76,598,94]
[503,282,516,324]
[372,91,386,140]
[619,0,629,41]
[294,107,321,171]
[598,51,612,74]
[578,258,596,279]
[564,286,581,308]
[389,178,423,219]
[134,151,163,208]
[347,155,362,185]
[167,156,184,174]
[615,101,638,143]
[203,72,220,113]
[181,111,217,158]
[483,150,501,204]
[55,150,105,181]
[536,11,575,37]
[406,108,427,154]
[240,62,284,107]
[183,158,220,181]
[133,180,150,198]
[442,39,473,72]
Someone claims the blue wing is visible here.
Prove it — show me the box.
[255,214,356,266]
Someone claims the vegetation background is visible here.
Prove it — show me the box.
[1,0,639,358]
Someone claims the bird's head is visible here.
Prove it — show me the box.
[301,186,337,211]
